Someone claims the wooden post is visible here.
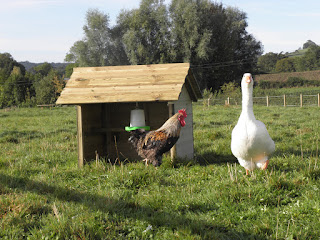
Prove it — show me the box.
[168,103,176,160]
[77,105,84,167]
[266,96,269,107]
[284,95,286,107]
[300,94,303,107]
[318,93,320,107]
[227,97,230,105]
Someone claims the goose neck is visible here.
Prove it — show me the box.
[241,87,254,117]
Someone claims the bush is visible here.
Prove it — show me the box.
[258,80,285,89]
[258,80,270,89]
[257,77,320,89]
[286,77,305,87]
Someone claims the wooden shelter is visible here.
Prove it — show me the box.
[56,63,202,167]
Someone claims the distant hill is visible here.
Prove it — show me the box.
[19,61,69,71]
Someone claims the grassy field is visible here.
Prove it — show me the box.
[0,102,320,239]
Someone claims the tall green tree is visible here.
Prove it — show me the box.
[65,9,111,66]
[169,1,262,89]
[169,0,216,63]
[0,53,26,83]
[65,63,78,78]
[118,0,173,65]
[66,0,262,90]
[108,25,130,66]
[257,52,285,73]
[0,53,30,108]
[275,58,296,72]
[302,45,320,70]
[34,70,64,105]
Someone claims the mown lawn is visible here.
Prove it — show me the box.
[0,103,319,239]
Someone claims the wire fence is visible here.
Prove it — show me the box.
[200,93,320,107]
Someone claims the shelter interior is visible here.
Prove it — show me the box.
[77,102,172,165]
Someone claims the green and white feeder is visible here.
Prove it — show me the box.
[125,107,150,131]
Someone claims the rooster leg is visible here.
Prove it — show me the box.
[142,158,149,166]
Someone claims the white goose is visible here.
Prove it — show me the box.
[231,73,275,175]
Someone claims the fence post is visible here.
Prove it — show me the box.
[227,97,230,105]
[266,96,269,107]
[284,94,286,107]
[300,94,303,107]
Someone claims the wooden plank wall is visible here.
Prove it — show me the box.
[173,85,194,160]
[77,104,105,166]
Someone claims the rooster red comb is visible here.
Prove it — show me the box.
[178,109,187,118]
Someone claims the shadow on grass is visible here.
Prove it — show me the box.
[0,130,42,144]
[195,152,238,166]
[0,173,266,239]
[0,128,75,144]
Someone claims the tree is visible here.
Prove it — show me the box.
[118,0,173,64]
[32,62,53,76]
[65,40,89,66]
[303,40,317,49]
[169,0,215,63]
[34,70,63,104]
[257,52,285,73]
[0,53,29,108]
[0,53,26,82]
[65,63,78,78]
[169,1,262,90]
[108,25,130,66]
[302,45,320,70]
[275,58,296,72]
[0,66,32,107]
[65,9,111,66]
[292,45,320,71]
[66,0,262,91]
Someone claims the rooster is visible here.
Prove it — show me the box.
[128,109,187,167]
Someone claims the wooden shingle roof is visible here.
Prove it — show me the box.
[56,63,201,105]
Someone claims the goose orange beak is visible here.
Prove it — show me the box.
[245,76,251,83]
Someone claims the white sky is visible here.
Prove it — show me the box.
[0,0,319,63]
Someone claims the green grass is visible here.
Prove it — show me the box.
[0,104,320,239]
